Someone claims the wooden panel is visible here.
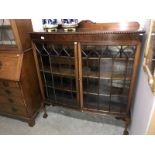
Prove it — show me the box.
[10,19,33,51]
[0,80,19,88]
[32,43,45,100]
[78,20,140,31]
[20,49,42,116]
[0,95,25,106]
[0,53,23,81]
[30,32,142,44]
[0,102,27,117]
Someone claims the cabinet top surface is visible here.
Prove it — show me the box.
[30,21,145,43]
[30,29,145,35]
[30,29,144,44]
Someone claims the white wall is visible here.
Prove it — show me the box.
[129,68,155,134]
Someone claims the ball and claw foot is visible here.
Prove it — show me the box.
[43,113,48,118]
[123,130,129,135]
[28,120,35,127]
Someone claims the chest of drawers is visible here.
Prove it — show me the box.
[0,19,45,126]
[0,51,43,126]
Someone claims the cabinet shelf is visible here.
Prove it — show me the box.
[40,67,75,77]
[44,84,128,97]
[83,91,128,97]
[45,85,76,93]
[40,66,131,80]
[41,55,134,62]
[83,72,131,80]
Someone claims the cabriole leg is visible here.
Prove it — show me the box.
[43,102,48,118]
[123,117,130,135]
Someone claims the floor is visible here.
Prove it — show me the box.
[0,106,124,135]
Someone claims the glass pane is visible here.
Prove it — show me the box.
[99,95,110,111]
[36,43,78,108]
[0,19,16,45]
[83,94,98,109]
[83,78,99,94]
[82,44,136,113]
[110,96,128,113]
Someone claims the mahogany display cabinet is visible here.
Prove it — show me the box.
[30,21,144,134]
[0,19,46,126]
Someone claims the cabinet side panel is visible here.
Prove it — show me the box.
[12,20,33,51]
[20,49,42,116]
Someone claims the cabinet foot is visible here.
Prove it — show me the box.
[115,116,130,135]
[123,130,129,135]
[123,117,130,135]
[43,107,48,118]
[43,113,48,118]
[28,120,35,127]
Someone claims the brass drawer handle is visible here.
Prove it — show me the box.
[0,61,2,69]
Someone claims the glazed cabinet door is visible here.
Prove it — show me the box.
[34,42,80,108]
[78,43,136,114]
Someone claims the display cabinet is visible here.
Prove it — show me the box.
[30,21,144,134]
[0,19,46,126]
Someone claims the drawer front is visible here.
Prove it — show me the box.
[0,87,22,97]
[0,95,27,117]
[0,95,25,106]
[0,103,27,117]
[0,80,19,88]
[0,53,23,81]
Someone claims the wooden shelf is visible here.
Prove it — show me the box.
[44,83,128,96]
[83,72,131,80]
[83,91,128,97]
[50,56,75,65]
[49,56,134,60]
[40,66,75,77]
[40,66,131,80]
[82,57,134,60]
[45,84,76,93]
[42,55,134,61]
[44,84,128,96]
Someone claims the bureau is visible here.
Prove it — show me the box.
[0,19,46,126]
[30,20,144,134]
